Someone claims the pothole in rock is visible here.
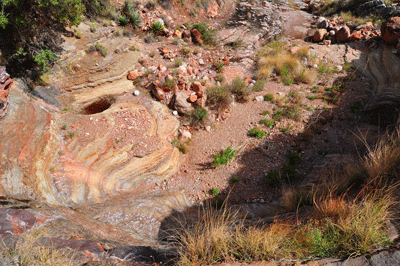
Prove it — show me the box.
[82,97,115,115]
[364,103,400,129]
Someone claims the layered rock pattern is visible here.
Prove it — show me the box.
[0,67,13,118]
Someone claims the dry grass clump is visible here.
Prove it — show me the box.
[175,130,400,264]
[206,85,232,112]
[256,43,317,85]
[0,228,77,266]
[175,189,393,264]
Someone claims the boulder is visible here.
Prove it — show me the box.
[127,70,140,80]
[313,29,327,42]
[191,81,204,93]
[351,30,363,41]
[188,94,198,103]
[191,29,203,44]
[317,19,329,29]
[153,87,166,101]
[381,16,400,44]
[196,94,207,107]
[336,26,351,42]
[173,30,182,39]
[182,30,191,39]
[173,91,194,114]
[207,4,219,18]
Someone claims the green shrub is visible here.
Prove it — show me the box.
[213,146,237,166]
[206,85,232,111]
[151,20,164,34]
[210,187,219,196]
[264,94,274,101]
[230,77,250,102]
[191,107,208,125]
[261,118,268,125]
[249,127,266,138]
[34,49,57,73]
[267,120,275,128]
[253,80,265,92]
[191,22,216,44]
[94,43,107,57]
[174,58,183,67]
[118,15,129,26]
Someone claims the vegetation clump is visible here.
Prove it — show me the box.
[206,85,232,112]
[213,146,237,166]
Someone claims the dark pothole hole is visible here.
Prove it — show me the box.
[364,103,400,129]
[82,97,115,115]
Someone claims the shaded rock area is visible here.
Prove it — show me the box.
[0,67,13,118]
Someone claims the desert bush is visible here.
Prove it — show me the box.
[206,85,232,111]
[213,146,237,166]
[191,107,208,126]
[118,15,129,26]
[151,20,164,34]
[253,80,265,92]
[191,23,217,44]
[249,127,266,138]
[230,77,250,102]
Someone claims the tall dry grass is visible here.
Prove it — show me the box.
[0,228,77,266]
[175,129,400,265]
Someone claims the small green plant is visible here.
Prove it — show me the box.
[191,22,216,45]
[94,43,107,57]
[231,176,239,183]
[118,15,129,26]
[189,9,198,17]
[165,78,175,89]
[61,124,67,130]
[280,127,289,133]
[230,77,250,102]
[262,110,269,115]
[307,95,316,101]
[213,146,237,166]
[151,20,165,34]
[267,120,275,128]
[249,127,266,138]
[210,187,219,196]
[90,22,97,32]
[214,61,224,73]
[264,94,274,101]
[34,49,57,73]
[192,107,208,124]
[253,80,265,92]
[69,132,75,138]
[311,86,318,93]
[261,118,268,125]
[273,109,282,121]
[174,58,183,67]
[150,51,156,58]
[206,85,232,111]
[74,29,82,39]
[182,47,191,55]
[124,1,142,28]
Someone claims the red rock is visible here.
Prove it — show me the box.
[244,76,252,84]
[182,30,191,39]
[191,29,203,44]
[153,87,165,100]
[173,84,179,93]
[381,17,400,45]
[127,70,140,80]
[192,81,204,93]
[351,31,363,40]
[173,30,182,39]
[187,68,193,75]
[336,26,351,42]
[161,48,170,55]
[188,94,198,103]
[163,86,172,92]
[290,46,300,54]
[223,56,229,66]
[313,29,327,42]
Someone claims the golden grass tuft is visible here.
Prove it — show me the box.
[300,69,318,84]
[0,228,77,266]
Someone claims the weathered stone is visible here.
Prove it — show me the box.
[196,94,207,107]
[192,81,204,93]
[313,29,327,42]
[179,129,192,142]
[0,67,13,118]
[173,30,182,39]
[207,4,219,18]
[188,94,198,103]
[191,29,203,44]
[182,30,191,39]
[351,30,363,40]
[153,87,166,100]
[127,70,140,80]
[317,19,329,29]
[173,91,194,114]
[381,16,400,45]
[336,26,351,42]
